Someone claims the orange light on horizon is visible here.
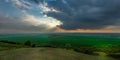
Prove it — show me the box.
[56,28,120,33]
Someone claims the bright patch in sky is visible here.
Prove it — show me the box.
[23,14,62,29]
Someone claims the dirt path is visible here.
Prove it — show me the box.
[0,48,116,60]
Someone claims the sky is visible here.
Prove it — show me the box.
[0,0,120,33]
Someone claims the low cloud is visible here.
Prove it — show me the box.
[0,14,62,33]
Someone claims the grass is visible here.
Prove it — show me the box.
[50,35,120,47]
[0,41,29,51]
[0,48,116,60]
[0,34,120,47]
[0,33,120,60]
[0,42,19,51]
[0,34,49,44]
[0,40,119,60]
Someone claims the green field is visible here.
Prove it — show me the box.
[0,33,120,47]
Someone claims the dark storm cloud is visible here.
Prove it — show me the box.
[31,0,120,30]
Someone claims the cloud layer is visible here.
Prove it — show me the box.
[1,0,120,33]
[31,0,120,30]
[0,0,63,33]
[0,14,62,33]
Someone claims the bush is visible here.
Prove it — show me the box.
[73,47,96,55]
[31,44,36,47]
[64,44,72,49]
[24,40,31,46]
[108,53,120,60]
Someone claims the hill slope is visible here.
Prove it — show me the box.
[0,48,116,60]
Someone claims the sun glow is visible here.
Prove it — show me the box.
[23,14,62,29]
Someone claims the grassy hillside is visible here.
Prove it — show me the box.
[0,48,116,60]
[0,33,120,60]
[0,40,119,60]
[0,34,49,44]
[0,42,21,51]
[49,35,120,47]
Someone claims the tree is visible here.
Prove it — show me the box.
[24,40,31,46]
